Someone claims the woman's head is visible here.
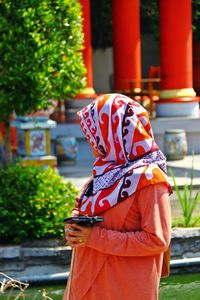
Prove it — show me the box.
[77,94,169,215]
[78,94,158,165]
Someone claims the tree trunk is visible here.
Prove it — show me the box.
[4,120,12,165]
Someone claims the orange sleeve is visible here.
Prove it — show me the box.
[86,183,171,256]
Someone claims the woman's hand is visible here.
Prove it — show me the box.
[64,223,92,248]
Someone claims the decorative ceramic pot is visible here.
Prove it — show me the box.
[56,136,78,164]
[164,129,188,160]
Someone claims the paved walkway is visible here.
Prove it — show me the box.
[58,154,200,219]
[59,154,200,190]
[167,154,200,188]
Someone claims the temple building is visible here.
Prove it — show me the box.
[79,0,199,118]
[52,0,200,159]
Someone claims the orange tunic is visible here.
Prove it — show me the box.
[64,183,171,300]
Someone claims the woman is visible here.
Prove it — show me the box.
[63,93,171,300]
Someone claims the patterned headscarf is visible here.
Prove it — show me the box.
[77,94,171,215]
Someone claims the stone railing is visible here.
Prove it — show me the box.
[170,228,200,274]
[0,228,200,282]
[171,228,200,259]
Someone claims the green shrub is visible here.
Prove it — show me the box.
[0,164,78,243]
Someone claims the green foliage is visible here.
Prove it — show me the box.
[193,0,200,41]
[0,164,78,243]
[172,216,200,228]
[91,0,112,49]
[140,0,159,38]
[0,0,86,122]
[169,155,200,227]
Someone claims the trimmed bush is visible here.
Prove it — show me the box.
[0,164,78,243]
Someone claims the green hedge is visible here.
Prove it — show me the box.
[0,164,78,243]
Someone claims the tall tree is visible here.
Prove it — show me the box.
[0,0,86,164]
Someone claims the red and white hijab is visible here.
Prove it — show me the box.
[77,93,171,216]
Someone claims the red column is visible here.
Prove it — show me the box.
[79,0,95,97]
[157,0,199,117]
[65,0,95,124]
[112,0,141,91]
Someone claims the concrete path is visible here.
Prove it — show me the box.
[167,154,200,189]
[58,154,200,220]
[59,154,200,190]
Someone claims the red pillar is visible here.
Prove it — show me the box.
[79,0,95,97]
[112,0,141,91]
[65,0,95,124]
[157,0,199,117]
